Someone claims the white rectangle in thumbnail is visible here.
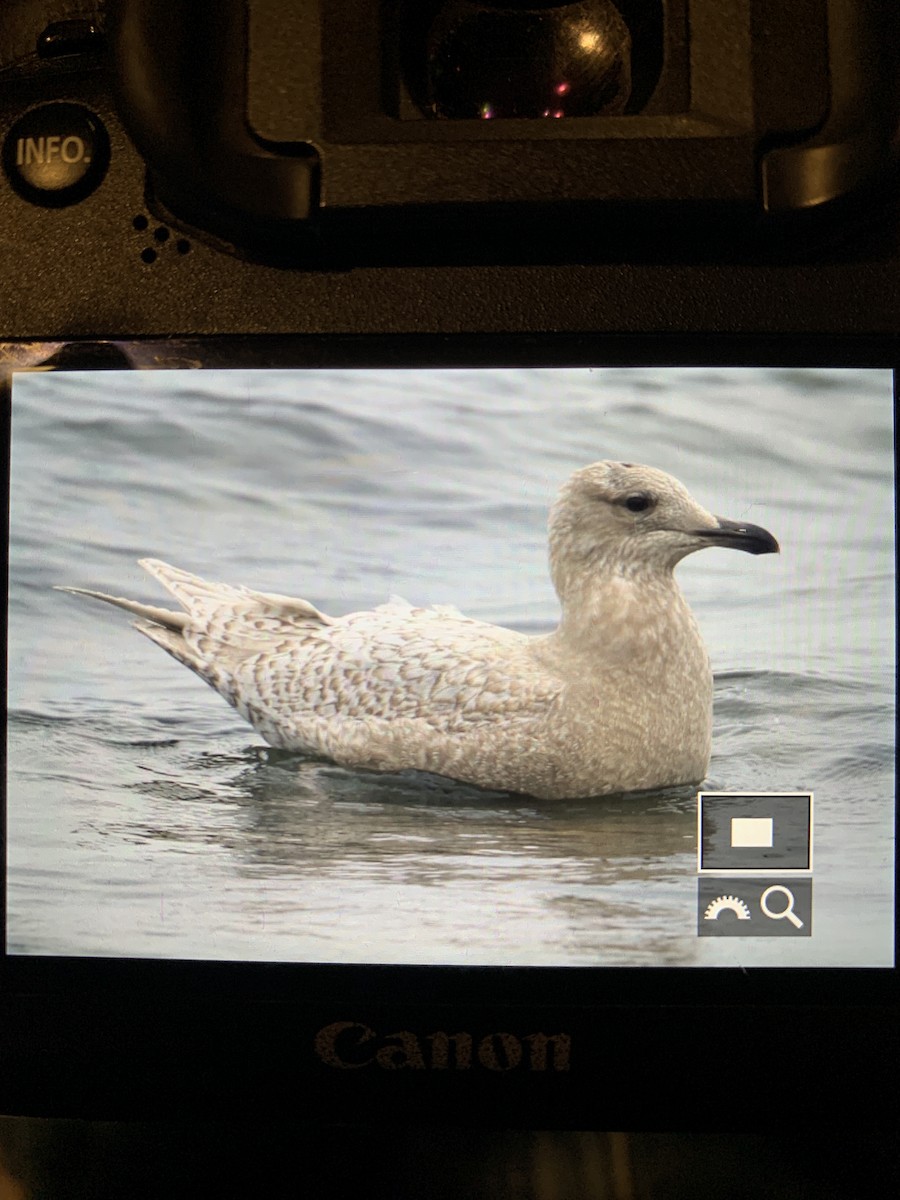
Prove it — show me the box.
[731,817,774,848]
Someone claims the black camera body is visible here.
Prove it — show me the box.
[1,0,899,1142]
[0,0,899,338]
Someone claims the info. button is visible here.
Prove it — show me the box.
[3,103,110,206]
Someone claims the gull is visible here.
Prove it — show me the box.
[58,461,779,799]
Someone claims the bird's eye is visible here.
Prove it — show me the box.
[624,493,653,513]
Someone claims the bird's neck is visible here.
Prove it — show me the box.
[554,567,687,652]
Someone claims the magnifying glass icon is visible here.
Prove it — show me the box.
[760,885,804,929]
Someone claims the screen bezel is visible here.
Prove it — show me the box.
[2,334,897,1127]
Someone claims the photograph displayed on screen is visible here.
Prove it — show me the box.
[5,365,895,967]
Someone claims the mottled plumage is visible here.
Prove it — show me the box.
[58,462,778,799]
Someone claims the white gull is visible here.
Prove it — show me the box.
[58,461,779,799]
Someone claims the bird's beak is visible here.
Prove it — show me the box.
[694,516,780,555]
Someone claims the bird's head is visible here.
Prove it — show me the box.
[548,460,779,599]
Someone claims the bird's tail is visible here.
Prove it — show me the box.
[56,581,218,681]
[54,585,188,632]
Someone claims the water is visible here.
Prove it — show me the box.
[6,366,895,965]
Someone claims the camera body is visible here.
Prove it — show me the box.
[0,0,898,339]
[1,1,899,1135]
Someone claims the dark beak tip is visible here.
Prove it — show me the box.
[748,531,780,556]
[710,516,780,556]
[750,529,780,556]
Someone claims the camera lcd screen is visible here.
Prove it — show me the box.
[5,361,895,968]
